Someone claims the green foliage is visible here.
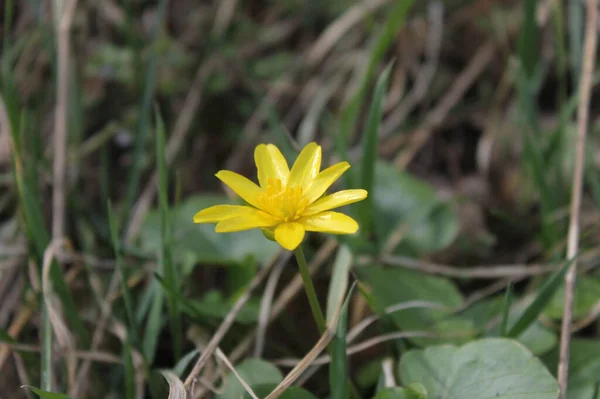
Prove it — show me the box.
[23,387,72,399]
[374,384,428,399]
[399,339,559,399]
[329,284,356,399]
[370,162,458,254]
[355,267,475,346]
[141,195,279,268]
[217,359,283,399]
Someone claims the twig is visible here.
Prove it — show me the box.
[557,0,598,396]
[215,348,259,399]
[254,253,290,358]
[273,331,436,367]
[1,341,121,364]
[372,254,561,279]
[52,0,78,240]
[212,0,238,37]
[183,251,281,391]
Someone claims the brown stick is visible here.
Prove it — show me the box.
[52,0,78,240]
[557,0,598,396]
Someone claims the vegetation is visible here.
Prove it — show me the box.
[0,0,599,398]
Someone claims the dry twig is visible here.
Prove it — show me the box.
[557,0,598,396]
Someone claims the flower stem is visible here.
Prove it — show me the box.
[294,245,327,334]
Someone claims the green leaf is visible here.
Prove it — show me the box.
[355,266,474,346]
[155,106,182,360]
[545,276,600,320]
[173,348,200,377]
[374,384,428,399]
[326,245,352,324]
[518,0,539,78]
[142,269,165,363]
[108,201,139,346]
[372,162,458,254]
[217,359,283,399]
[23,387,73,399]
[506,260,571,338]
[245,384,317,399]
[140,195,279,267]
[123,344,135,399]
[500,282,514,336]
[330,284,356,399]
[358,63,393,233]
[399,338,559,399]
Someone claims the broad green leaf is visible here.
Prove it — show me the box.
[355,266,474,346]
[372,162,458,254]
[217,359,283,399]
[545,276,600,320]
[399,338,559,399]
[140,195,279,268]
[375,384,428,399]
[23,387,72,399]
[245,384,317,399]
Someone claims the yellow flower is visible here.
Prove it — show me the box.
[193,142,368,250]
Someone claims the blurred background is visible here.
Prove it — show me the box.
[1,0,600,398]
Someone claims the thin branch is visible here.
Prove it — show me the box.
[373,254,561,278]
[52,0,78,239]
[557,0,598,396]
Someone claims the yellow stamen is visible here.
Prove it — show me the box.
[256,178,310,222]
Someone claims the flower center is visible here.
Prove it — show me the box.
[256,178,310,222]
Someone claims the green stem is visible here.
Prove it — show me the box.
[293,245,326,334]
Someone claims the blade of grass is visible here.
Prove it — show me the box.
[339,0,414,144]
[326,245,353,326]
[122,0,169,230]
[142,265,165,364]
[329,284,356,399]
[107,202,139,346]
[506,260,573,338]
[500,282,514,337]
[154,107,181,360]
[22,387,72,399]
[358,63,393,234]
[518,0,539,79]
[124,344,135,399]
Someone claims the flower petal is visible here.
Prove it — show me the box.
[299,211,359,234]
[215,210,278,232]
[216,170,262,208]
[255,144,290,187]
[303,161,350,203]
[288,142,321,190]
[304,189,368,215]
[193,205,258,223]
[274,222,306,250]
